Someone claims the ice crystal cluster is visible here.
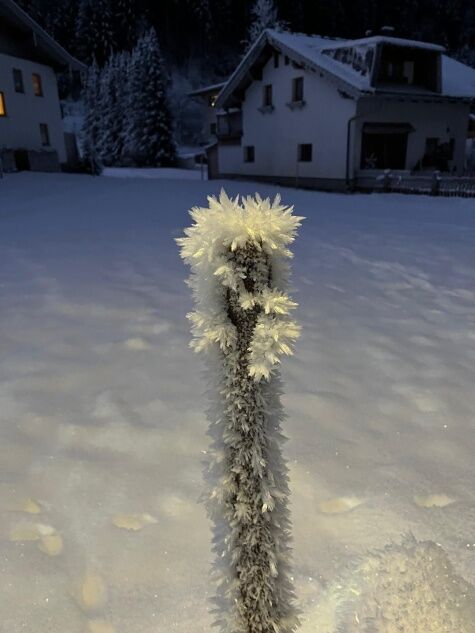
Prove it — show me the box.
[177,191,303,633]
[314,537,475,633]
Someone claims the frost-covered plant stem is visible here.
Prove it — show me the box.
[178,192,303,633]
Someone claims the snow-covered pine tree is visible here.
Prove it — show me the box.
[41,0,78,50]
[246,0,284,49]
[114,0,139,51]
[81,60,102,167]
[75,0,115,65]
[97,51,130,166]
[125,28,176,167]
[178,191,303,633]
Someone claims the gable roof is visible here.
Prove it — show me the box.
[0,0,85,71]
[188,82,226,98]
[216,29,475,108]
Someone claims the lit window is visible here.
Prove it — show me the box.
[39,123,50,146]
[32,73,43,96]
[244,146,255,163]
[13,68,24,93]
[292,77,304,102]
[298,143,312,162]
[0,92,6,116]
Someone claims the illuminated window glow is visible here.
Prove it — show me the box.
[0,92,6,116]
[32,73,43,96]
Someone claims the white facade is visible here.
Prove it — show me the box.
[214,30,475,190]
[353,98,470,177]
[219,55,356,187]
[0,52,66,162]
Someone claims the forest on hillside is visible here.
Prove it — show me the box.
[18,0,475,76]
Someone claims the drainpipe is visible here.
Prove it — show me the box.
[345,114,359,191]
[346,101,385,191]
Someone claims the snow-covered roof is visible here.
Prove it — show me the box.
[188,82,226,98]
[441,56,475,99]
[320,35,445,53]
[0,0,85,71]
[216,29,475,108]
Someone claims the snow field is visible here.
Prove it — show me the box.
[0,172,474,631]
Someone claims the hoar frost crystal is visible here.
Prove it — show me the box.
[177,191,303,633]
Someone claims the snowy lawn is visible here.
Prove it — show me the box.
[102,166,207,180]
[1,172,475,632]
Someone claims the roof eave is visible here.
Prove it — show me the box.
[215,30,272,109]
[0,0,86,71]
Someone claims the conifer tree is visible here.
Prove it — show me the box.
[178,192,303,633]
[97,52,130,165]
[114,0,139,51]
[81,61,102,167]
[125,29,176,167]
[246,0,284,49]
[75,0,115,65]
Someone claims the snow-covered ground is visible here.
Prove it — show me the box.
[1,172,474,632]
[102,166,207,180]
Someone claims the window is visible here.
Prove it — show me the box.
[39,123,50,146]
[210,122,217,136]
[32,73,43,96]
[298,143,312,162]
[244,146,255,163]
[13,68,24,93]
[422,137,455,170]
[0,92,6,116]
[273,51,280,68]
[360,130,408,169]
[292,77,304,102]
[263,84,273,107]
[284,56,289,66]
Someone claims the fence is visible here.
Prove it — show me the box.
[356,170,475,198]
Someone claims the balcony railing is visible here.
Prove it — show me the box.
[216,110,242,141]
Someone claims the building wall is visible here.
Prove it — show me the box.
[352,97,470,176]
[0,52,66,162]
[218,52,357,182]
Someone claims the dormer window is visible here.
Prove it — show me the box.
[381,59,414,84]
[375,44,440,91]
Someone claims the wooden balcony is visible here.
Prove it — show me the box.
[216,110,242,142]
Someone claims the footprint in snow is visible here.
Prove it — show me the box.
[318,496,364,514]
[79,573,108,612]
[88,620,116,633]
[123,337,151,350]
[112,512,158,531]
[413,494,455,508]
[9,522,63,556]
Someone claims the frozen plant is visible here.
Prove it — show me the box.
[177,191,303,633]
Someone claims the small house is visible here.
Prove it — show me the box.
[0,0,84,171]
